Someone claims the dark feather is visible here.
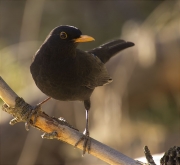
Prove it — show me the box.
[87,39,134,63]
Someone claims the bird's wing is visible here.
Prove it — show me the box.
[87,39,134,63]
[76,50,113,89]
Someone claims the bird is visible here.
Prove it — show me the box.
[30,25,134,155]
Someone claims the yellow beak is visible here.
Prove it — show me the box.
[74,35,95,43]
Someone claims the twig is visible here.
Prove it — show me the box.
[160,146,180,165]
[144,146,156,165]
[0,76,142,165]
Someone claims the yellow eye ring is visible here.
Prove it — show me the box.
[60,32,67,39]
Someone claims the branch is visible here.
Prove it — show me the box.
[0,76,143,165]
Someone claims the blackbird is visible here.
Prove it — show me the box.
[30,25,134,154]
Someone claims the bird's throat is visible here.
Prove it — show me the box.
[56,42,77,58]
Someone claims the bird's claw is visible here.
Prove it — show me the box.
[24,104,42,131]
[75,131,91,156]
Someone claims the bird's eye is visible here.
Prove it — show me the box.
[60,32,67,39]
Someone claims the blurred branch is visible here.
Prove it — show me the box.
[0,76,143,165]
[144,146,156,165]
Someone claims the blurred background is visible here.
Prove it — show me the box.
[0,1,180,165]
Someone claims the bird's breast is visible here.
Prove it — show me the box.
[31,55,93,101]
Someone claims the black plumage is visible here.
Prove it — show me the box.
[30,25,134,154]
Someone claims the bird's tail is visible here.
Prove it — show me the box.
[88,39,134,63]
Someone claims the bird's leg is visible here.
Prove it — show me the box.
[25,97,52,130]
[84,108,91,151]
[75,109,91,155]
[75,99,91,156]
[37,97,51,106]
[17,97,50,131]
[31,97,51,126]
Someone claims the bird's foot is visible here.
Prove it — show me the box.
[2,97,42,131]
[75,130,91,156]
[41,131,58,139]
[24,104,42,131]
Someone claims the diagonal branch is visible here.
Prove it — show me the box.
[0,76,143,165]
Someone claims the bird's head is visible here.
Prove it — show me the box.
[49,25,95,44]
